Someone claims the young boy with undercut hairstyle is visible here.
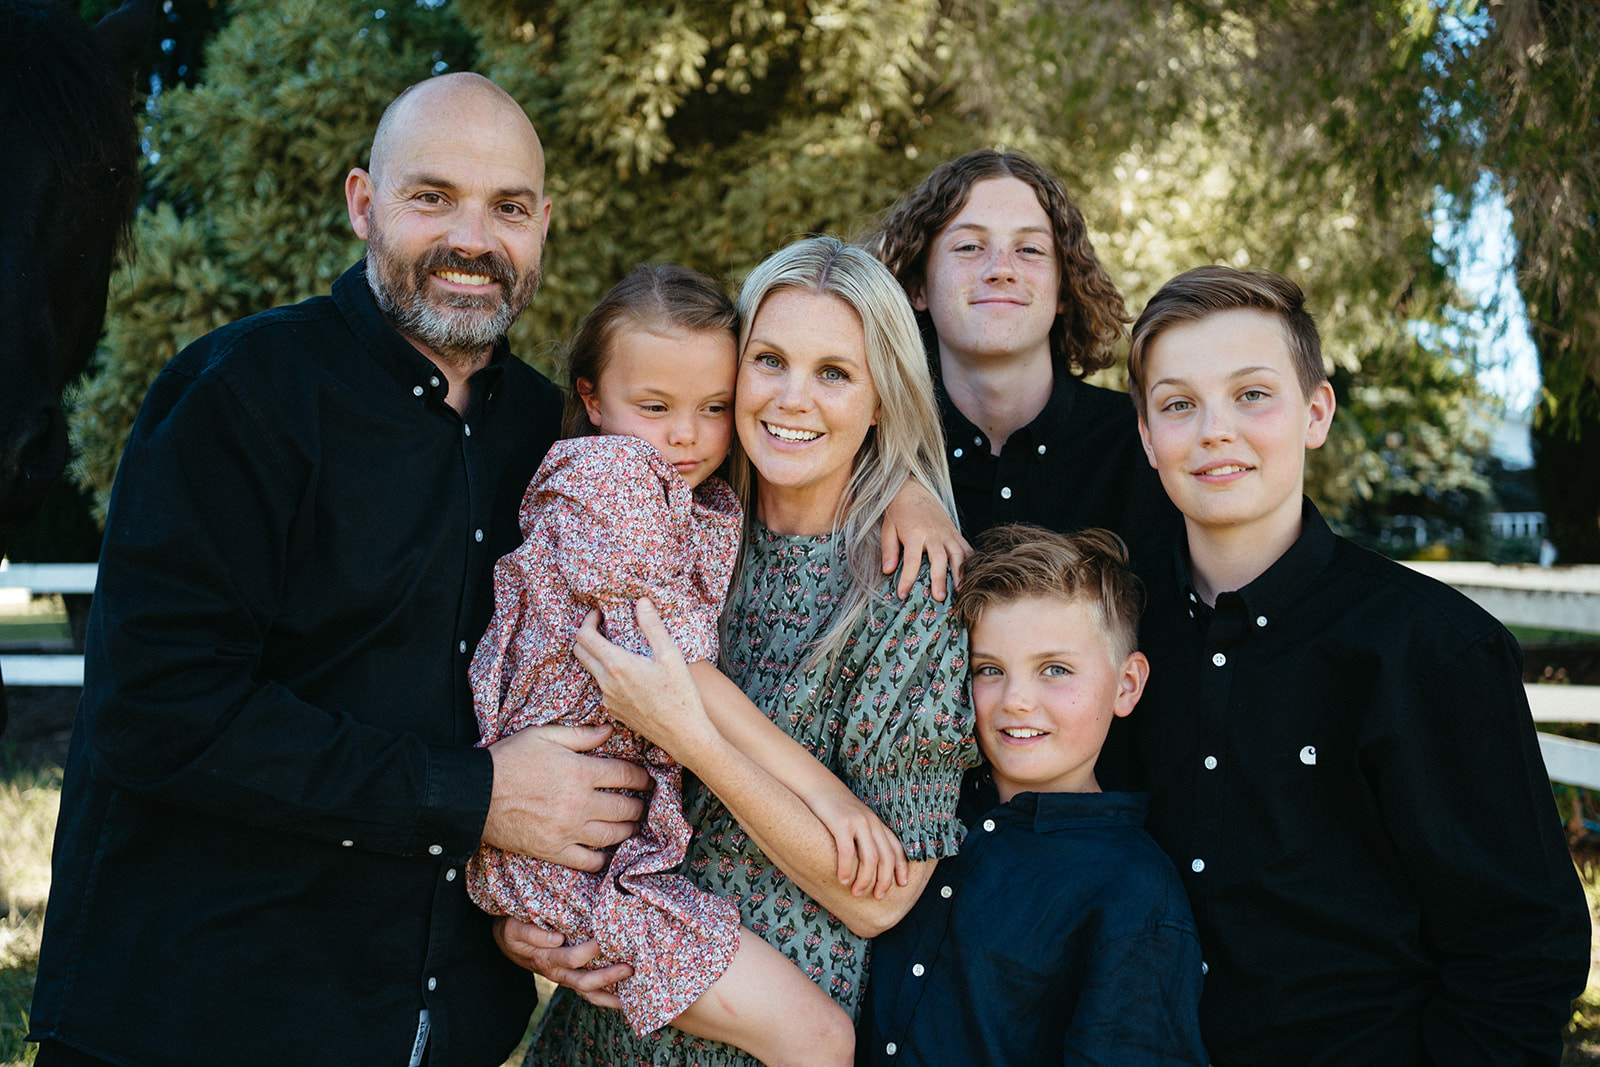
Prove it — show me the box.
[1117,264,1589,1065]
[861,524,1207,1066]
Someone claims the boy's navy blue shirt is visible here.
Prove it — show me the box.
[861,778,1207,1066]
[1112,498,1589,1066]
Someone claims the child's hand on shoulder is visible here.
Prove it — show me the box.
[804,789,909,898]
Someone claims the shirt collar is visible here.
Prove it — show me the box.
[1003,789,1150,832]
[1173,496,1336,623]
[332,259,513,409]
[932,353,1082,455]
[966,770,1150,832]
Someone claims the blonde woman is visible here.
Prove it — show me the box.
[518,237,979,1066]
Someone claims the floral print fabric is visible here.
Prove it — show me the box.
[467,434,744,1036]
[531,521,979,1066]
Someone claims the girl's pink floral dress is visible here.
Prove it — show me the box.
[467,434,743,1036]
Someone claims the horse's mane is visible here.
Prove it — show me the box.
[1,0,141,256]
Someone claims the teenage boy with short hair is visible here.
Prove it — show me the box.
[861,524,1207,1066]
[1121,264,1589,1065]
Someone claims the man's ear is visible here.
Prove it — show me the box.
[1137,416,1157,469]
[346,169,374,239]
[1304,380,1336,450]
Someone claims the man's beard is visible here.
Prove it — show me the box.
[365,220,541,368]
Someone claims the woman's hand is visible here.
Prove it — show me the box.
[492,917,630,1010]
[573,599,719,762]
[881,480,970,601]
[802,788,909,899]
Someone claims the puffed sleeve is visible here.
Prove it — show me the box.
[536,437,739,662]
[471,436,742,740]
[831,566,979,861]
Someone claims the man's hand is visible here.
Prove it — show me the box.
[881,479,969,600]
[483,723,649,872]
[493,917,631,1010]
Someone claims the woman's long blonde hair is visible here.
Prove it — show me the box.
[731,236,957,668]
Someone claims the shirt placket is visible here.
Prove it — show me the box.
[1189,594,1247,920]
[418,378,494,1063]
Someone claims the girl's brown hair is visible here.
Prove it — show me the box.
[561,262,738,437]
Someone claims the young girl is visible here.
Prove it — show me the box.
[467,263,891,1064]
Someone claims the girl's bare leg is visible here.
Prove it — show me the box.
[669,927,854,1067]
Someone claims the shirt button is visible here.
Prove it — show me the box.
[1204,755,1218,770]
[940,885,953,899]
[341,839,354,847]
[1256,615,1268,627]
[886,1043,898,1056]
[459,640,467,654]
[1192,858,1206,873]
[1211,652,1226,667]
[474,529,484,543]
[427,977,437,991]
[953,447,964,459]
[429,376,441,388]
[412,385,425,397]
[1202,961,1209,975]
[911,963,925,977]
[1188,592,1198,603]
[973,436,982,446]
[428,844,443,856]
[446,868,457,882]
[982,819,996,832]
[999,487,1012,500]
[1036,444,1047,455]
[464,424,473,437]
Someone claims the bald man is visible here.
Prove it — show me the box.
[29,74,649,1067]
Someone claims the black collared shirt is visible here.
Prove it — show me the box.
[937,368,1178,542]
[1112,499,1589,1065]
[31,263,562,1066]
[861,782,1207,1066]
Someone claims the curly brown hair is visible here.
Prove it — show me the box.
[864,150,1130,377]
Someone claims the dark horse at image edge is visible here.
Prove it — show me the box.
[1,0,151,735]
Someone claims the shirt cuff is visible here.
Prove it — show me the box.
[409,741,495,860]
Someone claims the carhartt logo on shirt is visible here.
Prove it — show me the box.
[1299,745,1317,765]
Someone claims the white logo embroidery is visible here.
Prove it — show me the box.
[1299,745,1317,766]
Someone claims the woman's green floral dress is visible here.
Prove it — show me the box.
[531,523,979,1066]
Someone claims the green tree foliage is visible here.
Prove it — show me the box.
[71,0,475,509]
[1475,0,1600,559]
[71,0,1586,557]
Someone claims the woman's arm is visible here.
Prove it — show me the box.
[576,600,935,938]
[687,661,907,896]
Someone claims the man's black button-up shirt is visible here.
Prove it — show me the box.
[937,368,1178,542]
[1115,499,1589,1065]
[30,262,562,1066]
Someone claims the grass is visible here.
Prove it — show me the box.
[0,752,60,1067]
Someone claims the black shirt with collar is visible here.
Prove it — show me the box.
[936,365,1178,542]
[1112,498,1589,1066]
[861,778,1207,1066]
[30,262,562,1066]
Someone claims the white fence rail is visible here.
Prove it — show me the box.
[1403,562,1600,789]
[6,560,1600,784]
